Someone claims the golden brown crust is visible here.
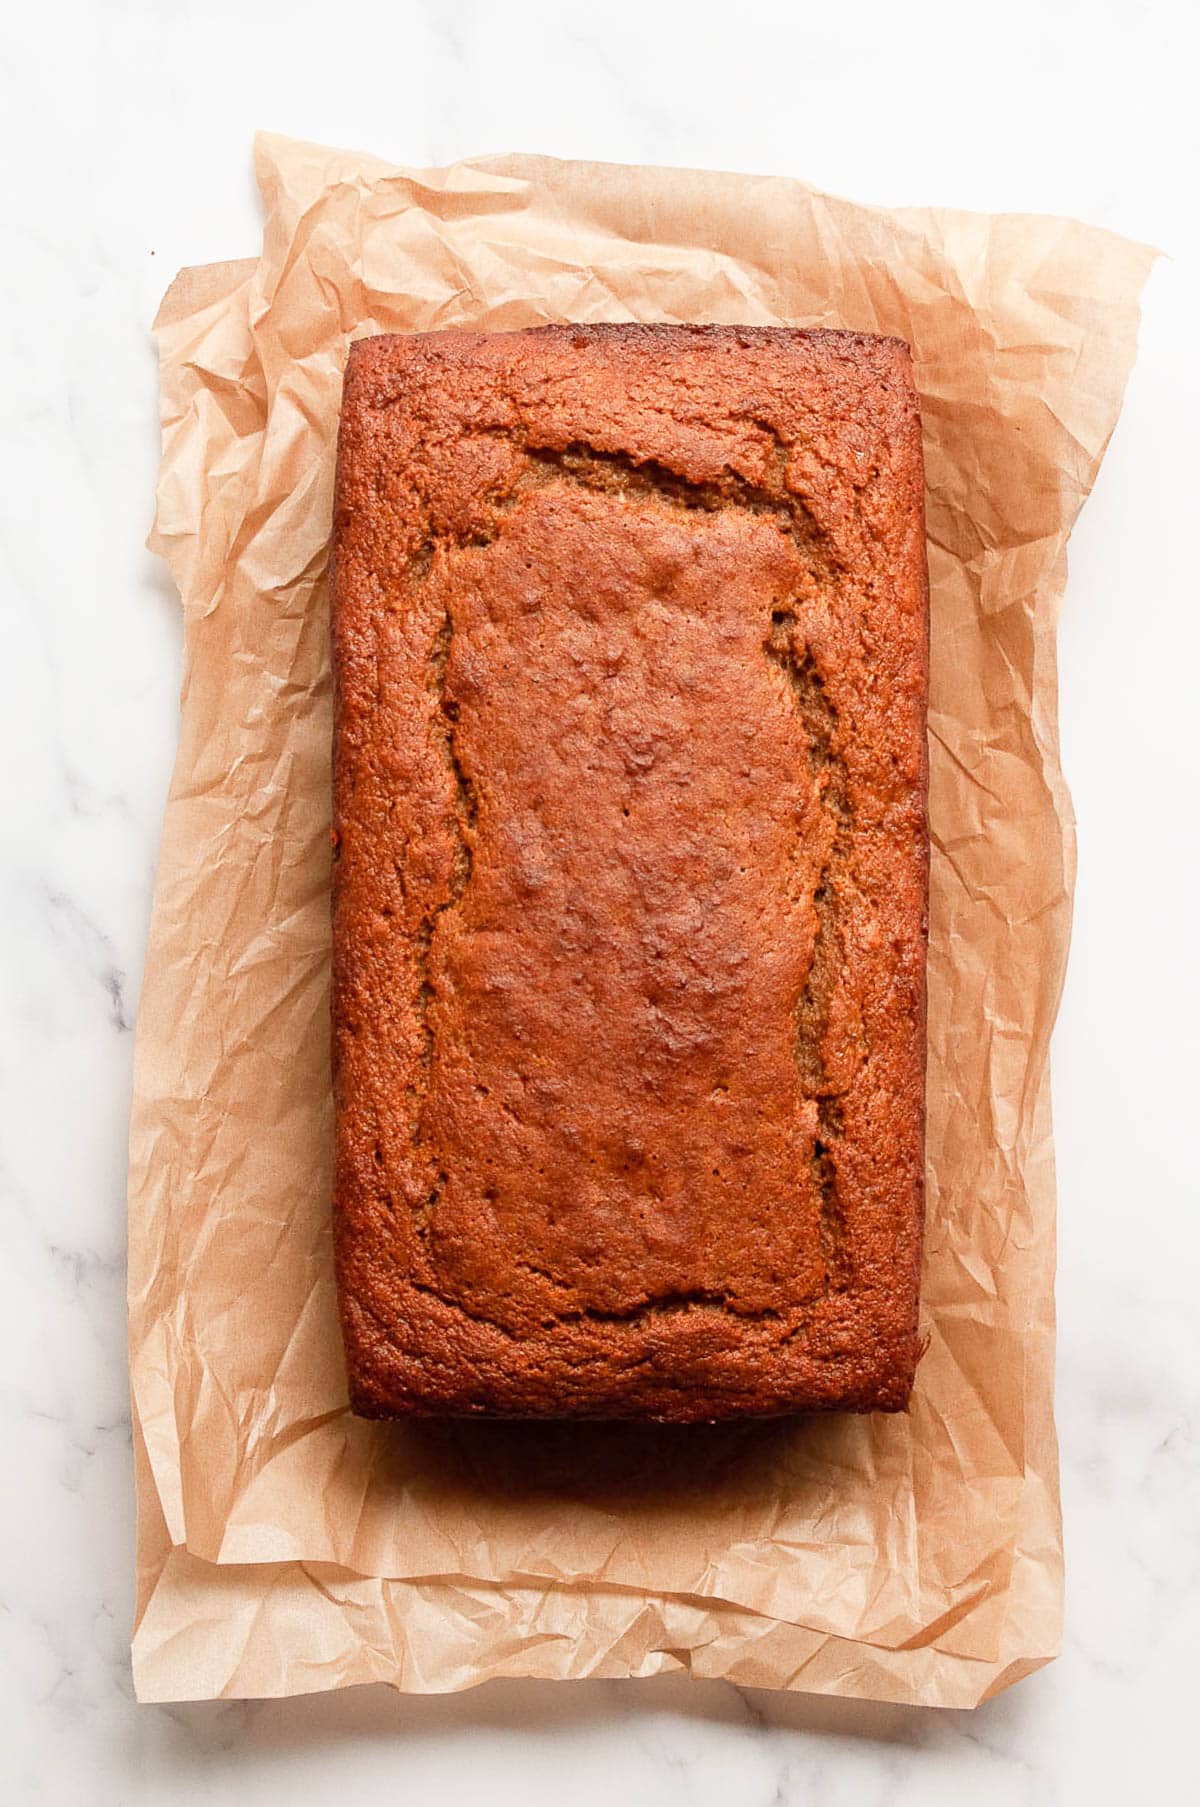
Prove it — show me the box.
[331,324,928,1419]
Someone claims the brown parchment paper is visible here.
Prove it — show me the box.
[129,132,1154,1706]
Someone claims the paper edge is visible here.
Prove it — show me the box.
[127,132,1159,1706]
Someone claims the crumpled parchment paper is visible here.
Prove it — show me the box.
[129,132,1154,1706]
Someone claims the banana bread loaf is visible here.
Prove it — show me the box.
[331,323,928,1419]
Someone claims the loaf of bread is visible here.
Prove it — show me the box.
[331,323,928,1419]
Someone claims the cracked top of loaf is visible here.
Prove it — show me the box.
[330,323,928,1420]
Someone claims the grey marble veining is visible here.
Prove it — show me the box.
[1,0,1196,1801]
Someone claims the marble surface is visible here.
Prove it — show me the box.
[1,0,1197,1800]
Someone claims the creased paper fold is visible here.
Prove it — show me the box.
[129,133,1154,1705]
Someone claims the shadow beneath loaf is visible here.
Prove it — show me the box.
[401,1413,816,1508]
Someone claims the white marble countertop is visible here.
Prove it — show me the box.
[2,0,1197,1800]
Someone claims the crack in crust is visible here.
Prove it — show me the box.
[422,1263,788,1340]
[414,615,477,1246]
[765,609,854,1294]
[405,436,838,576]
[520,442,830,559]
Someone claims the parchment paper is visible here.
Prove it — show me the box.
[129,132,1154,1706]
